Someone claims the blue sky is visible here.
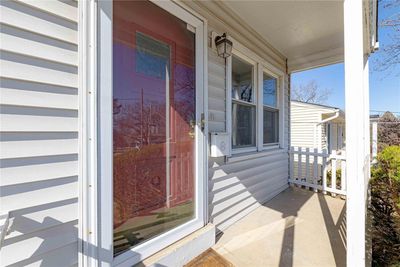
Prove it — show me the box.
[292,2,400,114]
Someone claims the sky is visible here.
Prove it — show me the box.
[292,2,400,115]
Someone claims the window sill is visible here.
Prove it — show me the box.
[263,143,280,150]
[227,147,285,163]
[231,146,257,155]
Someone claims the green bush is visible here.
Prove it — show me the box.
[370,145,400,266]
[327,169,342,188]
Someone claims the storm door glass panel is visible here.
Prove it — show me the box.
[113,0,196,256]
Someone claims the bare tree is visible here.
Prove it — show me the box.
[373,0,400,74]
[377,111,400,151]
[291,80,332,104]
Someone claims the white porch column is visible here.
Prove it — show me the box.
[344,0,371,266]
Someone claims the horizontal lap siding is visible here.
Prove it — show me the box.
[0,1,79,266]
[208,49,226,132]
[290,103,321,148]
[209,151,289,231]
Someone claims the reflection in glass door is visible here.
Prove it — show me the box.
[113,0,196,256]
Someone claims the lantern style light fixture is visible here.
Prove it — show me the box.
[215,33,232,58]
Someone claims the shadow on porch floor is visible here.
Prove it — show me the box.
[213,187,346,267]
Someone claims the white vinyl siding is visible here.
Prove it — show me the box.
[290,102,323,149]
[208,49,226,132]
[290,101,343,151]
[209,150,289,231]
[0,1,79,266]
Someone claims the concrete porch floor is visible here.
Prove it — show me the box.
[213,187,346,267]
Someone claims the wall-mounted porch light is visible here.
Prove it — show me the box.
[215,33,232,58]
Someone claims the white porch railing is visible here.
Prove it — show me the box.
[289,147,347,196]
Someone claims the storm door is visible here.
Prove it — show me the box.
[97,0,206,265]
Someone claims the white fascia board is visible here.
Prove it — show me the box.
[288,47,344,73]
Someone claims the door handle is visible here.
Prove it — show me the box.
[189,120,195,139]
[189,114,206,138]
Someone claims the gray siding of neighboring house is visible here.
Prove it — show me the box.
[0,1,79,266]
[290,102,322,149]
[290,101,344,152]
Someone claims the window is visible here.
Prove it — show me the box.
[231,55,256,148]
[262,73,279,144]
[228,49,282,154]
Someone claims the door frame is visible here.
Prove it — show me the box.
[79,1,208,266]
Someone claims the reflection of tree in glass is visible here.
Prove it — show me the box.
[113,100,166,150]
[263,78,277,107]
[174,65,195,123]
[263,79,275,95]
[114,98,122,115]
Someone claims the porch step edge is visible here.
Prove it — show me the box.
[136,224,216,267]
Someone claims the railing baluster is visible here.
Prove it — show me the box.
[331,150,337,197]
[290,146,294,186]
[313,148,318,192]
[341,150,346,193]
[298,147,302,186]
[305,147,310,190]
[288,146,346,196]
[322,148,327,194]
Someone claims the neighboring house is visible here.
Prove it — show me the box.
[0,1,377,267]
[291,100,346,153]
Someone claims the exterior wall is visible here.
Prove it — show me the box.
[0,1,79,266]
[290,101,344,151]
[208,49,226,132]
[321,122,328,150]
[206,27,290,231]
[209,151,289,232]
[290,102,322,149]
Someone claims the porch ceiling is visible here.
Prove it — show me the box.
[223,1,344,72]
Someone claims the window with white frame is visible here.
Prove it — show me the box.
[231,55,256,149]
[229,52,281,153]
[262,72,279,144]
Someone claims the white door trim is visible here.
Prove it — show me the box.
[81,0,208,266]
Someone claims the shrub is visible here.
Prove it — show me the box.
[327,168,342,188]
[377,112,400,152]
[370,146,400,266]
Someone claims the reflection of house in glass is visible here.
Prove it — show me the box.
[112,0,196,254]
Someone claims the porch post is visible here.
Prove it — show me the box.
[344,0,371,266]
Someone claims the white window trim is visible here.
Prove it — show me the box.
[226,41,286,156]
